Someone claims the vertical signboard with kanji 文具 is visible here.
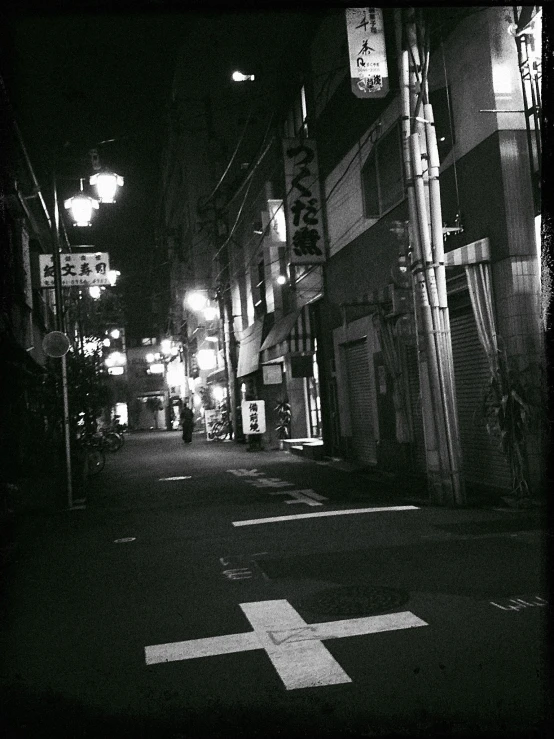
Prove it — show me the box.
[345,7,389,99]
[241,400,266,435]
[282,139,325,265]
[39,252,110,287]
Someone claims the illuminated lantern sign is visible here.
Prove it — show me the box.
[267,199,287,243]
[345,7,389,99]
[241,400,266,435]
[39,252,111,287]
[282,139,325,265]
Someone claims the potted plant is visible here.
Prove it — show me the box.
[482,348,545,507]
[274,399,291,450]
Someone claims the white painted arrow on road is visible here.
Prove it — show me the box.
[145,599,428,690]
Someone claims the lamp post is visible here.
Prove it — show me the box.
[51,166,74,509]
[50,146,124,509]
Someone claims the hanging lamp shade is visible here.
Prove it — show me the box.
[64,192,99,226]
[89,171,124,203]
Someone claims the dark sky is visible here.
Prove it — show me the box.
[1,1,325,339]
[1,3,196,339]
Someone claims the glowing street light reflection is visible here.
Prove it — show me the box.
[204,305,219,321]
[232,70,255,82]
[197,349,217,371]
[186,291,208,312]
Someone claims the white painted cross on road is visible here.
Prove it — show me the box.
[145,599,428,690]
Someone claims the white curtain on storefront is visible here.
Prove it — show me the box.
[464,263,499,374]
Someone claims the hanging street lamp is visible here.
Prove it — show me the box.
[64,179,99,226]
[89,170,124,204]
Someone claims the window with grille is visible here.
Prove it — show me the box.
[362,123,404,218]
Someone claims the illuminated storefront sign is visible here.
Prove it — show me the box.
[345,7,389,99]
[40,252,111,287]
[282,139,325,265]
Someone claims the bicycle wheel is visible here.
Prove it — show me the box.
[87,449,105,475]
[104,432,123,452]
[211,422,225,440]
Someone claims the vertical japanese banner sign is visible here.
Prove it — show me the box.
[345,8,389,99]
[241,400,266,435]
[282,139,326,265]
[39,252,111,287]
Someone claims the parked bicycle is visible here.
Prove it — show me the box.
[109,415,127,443]
[98,426,124,452]
[208,410,232,441]
[74,431,106,475]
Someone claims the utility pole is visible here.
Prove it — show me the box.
[395,7,465,505]
[51,166,74,509]
[204,96,240,440]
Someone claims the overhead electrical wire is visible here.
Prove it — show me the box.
[202,105,254,205]
[213,115,385,291]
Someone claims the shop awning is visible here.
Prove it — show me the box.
[259,309,301,352]
[236,318,264,378]
[260,305,314,358]
[444,237,490,267]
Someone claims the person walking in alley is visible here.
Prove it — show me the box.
[180,399,194,444]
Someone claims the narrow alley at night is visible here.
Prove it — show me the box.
[0,3,551,738]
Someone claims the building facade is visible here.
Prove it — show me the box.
[1,74,59,500]
[160,7,545,501]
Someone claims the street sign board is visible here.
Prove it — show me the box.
[39,252,111,287]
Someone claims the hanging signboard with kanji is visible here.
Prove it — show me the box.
[282,139,325,265]
[39,252,110,287]
[345,7,389,99]
[241,400,266,435]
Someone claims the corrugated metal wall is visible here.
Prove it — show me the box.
[450,309,512,492]
[344,339,377,465]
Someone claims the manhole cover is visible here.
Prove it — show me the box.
[298,585,410,618]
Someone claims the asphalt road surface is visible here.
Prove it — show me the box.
[1,431,550,738]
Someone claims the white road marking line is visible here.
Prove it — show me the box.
[232,505,419,526]
[114,537,136,543]
[268,489,328,506]
[145,598,428,690]
[158,476,192,481]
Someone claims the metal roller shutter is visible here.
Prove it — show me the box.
[344,339,377,465]
[450,310,511,492]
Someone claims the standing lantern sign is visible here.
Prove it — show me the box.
[241,400,266,435]
[345,7,389,99]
